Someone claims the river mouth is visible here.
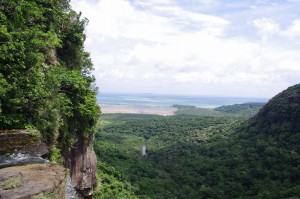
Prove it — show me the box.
[0,152,49,169]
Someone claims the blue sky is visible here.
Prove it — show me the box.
[71,0,300,97]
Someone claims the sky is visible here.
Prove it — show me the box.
[71,0,300,98]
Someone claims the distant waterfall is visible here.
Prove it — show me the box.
[142,138,147,156]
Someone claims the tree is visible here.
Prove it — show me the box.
[0,0,99,151]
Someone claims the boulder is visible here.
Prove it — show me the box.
[0,164,68,199]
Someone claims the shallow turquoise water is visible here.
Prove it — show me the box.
[97,93,268,108]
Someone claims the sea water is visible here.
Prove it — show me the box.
[97,93,268,108]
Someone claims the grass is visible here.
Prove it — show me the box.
[32,192,57,199]
[1,176,22,190]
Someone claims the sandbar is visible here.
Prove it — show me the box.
[100,103,177,116]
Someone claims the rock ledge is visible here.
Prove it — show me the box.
[0,163,68,199]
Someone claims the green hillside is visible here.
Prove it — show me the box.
[248,84,300,136]
[95,85,300,198]
[174,103,264,117]
[214,102,265,117]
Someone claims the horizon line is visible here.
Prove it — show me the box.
[97,92,270,100]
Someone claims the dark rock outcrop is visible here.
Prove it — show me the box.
[0,130,49,169]
[0,130,71,198]
[63,136,97,198]
[0,130,97,198]
[0,130,48,156]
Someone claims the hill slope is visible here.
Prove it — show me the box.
[95,84,300,199]
[214,102,265,117]
[248,84,300,136]
[174,103,265,117]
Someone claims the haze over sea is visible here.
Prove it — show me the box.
[98,93,268,108]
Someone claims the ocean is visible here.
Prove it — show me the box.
[97,93,269,108]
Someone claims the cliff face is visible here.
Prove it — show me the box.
[0,130,69,199]
[0,130,48,157]
[62,135,97,197]
[1,1,100,198]
[0,130,97,199]
[70,137,97,198]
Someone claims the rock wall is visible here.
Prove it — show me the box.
[0,130,48,156]
[68,136,97,198]
[0,130,97,198]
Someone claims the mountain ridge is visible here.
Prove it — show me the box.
[248,83,300,136]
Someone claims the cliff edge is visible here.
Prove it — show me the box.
[71,138,97,197]
[0,164,68,199]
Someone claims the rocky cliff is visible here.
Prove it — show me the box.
[0,1,100,197]
[0,130,69,198]
[70,137,97,198]
[0,130,97,199]
[0,130,48,157]
[62,135,97,198]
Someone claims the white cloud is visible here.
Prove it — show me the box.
[171,72,216,83]
[253,18,280,38]
[71,0,300,98]
[281,19,300,38]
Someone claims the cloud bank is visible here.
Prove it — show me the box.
[71,0,300,98]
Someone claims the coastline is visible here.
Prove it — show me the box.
[98,94,268,116]
[100,103,177,116]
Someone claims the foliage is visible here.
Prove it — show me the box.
[173,105,228,117]
[25,124,42,138]
[214,102,265,117]
[49,146,62,164]
[96,84,300,199]
[93,161,139,199]
[95,114,244,198]
[0,0,99,157]
[248,84,300,136]
[174,103,263,117]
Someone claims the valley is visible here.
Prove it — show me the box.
[93,85,300,198]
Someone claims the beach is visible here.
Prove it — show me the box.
[100,103,177,116]
[98,94,268,116]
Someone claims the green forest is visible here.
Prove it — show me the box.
[0,0,99,159]
[1,1,300,199]
[94,85,300,199]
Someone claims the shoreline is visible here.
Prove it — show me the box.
[100,103,177,116]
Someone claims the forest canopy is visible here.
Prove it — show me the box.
[94,85,300,198]
[0,0,99,145]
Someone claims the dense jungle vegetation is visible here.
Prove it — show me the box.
[1,1,299,198]
[0,0,99,158]
[174,102,265,117]
[94,84,300,199]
